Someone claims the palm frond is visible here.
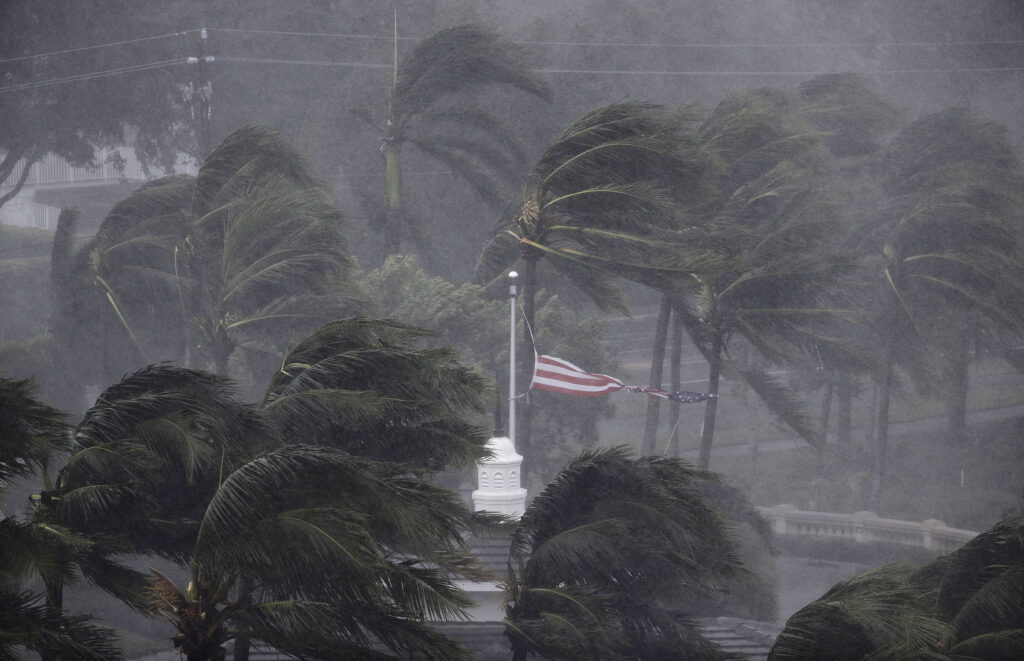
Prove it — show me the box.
[733,365,819,448]
[506,446,751,659]
[392,23,550,121]
[0,376,69,482]
[771,562,950,660]
[0,586,124,661]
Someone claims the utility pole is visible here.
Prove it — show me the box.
[186,28,214,157]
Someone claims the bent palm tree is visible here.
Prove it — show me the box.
[503,446,767,661]
[47,318,494,660]
[0,377,123,661]
[354,21,551,258]
[861,107,1024,512]
[57,125,359,383]
[262,317,490,470]
[770,514,1024,660]
[666,84,862,470]
[477,102,712,477]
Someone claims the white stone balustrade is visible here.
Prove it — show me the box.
[759,504,977,552]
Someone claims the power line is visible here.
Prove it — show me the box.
[537,65,1024,76]
[206,26,1024,50]
[217,56,390,69]
[4,54,1021,95]
[207,26,415,42]
[518,38,1024,49]
[0,58,186,94]
[8,25,1024,64]
[0,30,198,64]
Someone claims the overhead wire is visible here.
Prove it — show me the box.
[217,56,390,69]
[0,30,198,64]
[1,23,1021,93]
[0,58,187,93]
[202,26,1024,49]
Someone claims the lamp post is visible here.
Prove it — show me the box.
[508,271,518,450]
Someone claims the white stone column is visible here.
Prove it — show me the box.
[471,435,527,518]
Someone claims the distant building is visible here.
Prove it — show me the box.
[0,148,196,232]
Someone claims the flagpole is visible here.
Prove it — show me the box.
[508,271,518,449]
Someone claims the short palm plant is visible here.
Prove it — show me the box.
[770,514,1024,660]
[503,446,769,661]
[42,318,495,660]
[1,376,123,661]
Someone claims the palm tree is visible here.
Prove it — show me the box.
[769,514,1024,660]
[859,107,1024,513]
[502,446,769,661]
[353,21,551,258]
[0,376,67,486]
[476,101,712,477]
[660,79,896,470]
[261,317,491,469]
[159,444,485,661]
[0,376,123,661]
[46,318,494,660]
[55,125,359,386]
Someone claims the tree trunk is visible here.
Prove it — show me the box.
[668,302,684,457]
[817,374,833,475]
[40,569,65,661]
[382,141,402,256]
[865,380,878,446]
[836,372,853,447]
[517,253,539,489]
[232,576,253,661]
[870,317,898,514]
[211,328,232,377]
[642,294,672,455]
[946,329,970,444]
[0,147,39,210]
[698,329,723,471]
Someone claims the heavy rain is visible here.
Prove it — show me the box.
[2,1,1023,659]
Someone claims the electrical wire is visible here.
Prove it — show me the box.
[537,65,1024,76]
[217,56,390,69]
[0,30,198,64]
[205,26,1024,50]
[0,58,187,94]
[207,27,414,41]
[7,25,1024,64]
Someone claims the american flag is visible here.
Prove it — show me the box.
[531,354,625,397]
[531,355,715,403]
[634,387,718,403]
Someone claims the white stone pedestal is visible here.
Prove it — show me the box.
[471,436,526,518]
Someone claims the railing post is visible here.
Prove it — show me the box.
[852,511,875,544]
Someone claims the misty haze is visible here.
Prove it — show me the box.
[2,1,1023,659]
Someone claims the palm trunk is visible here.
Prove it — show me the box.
[817,375,833,475]
[837,371,853,448]
[232,576,253,661]
[40,567,65,661]
[870,316,898,514]
[668,302,684,457]
[382,141,402,256]
[518,253,539,489]
[698,328,723,471]
[946,329,970,444]
[211,324,232,377]
[642,294,672,455]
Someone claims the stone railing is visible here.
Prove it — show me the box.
[758,504,977,553]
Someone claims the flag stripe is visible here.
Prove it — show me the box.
[531,355,624,397]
